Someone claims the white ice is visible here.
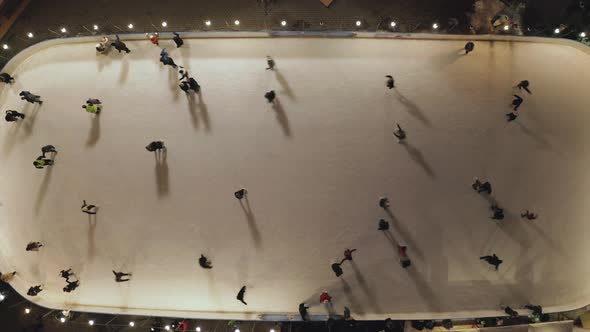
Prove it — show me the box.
[1,37,590,320]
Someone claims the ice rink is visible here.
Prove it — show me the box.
[2,35,590,320]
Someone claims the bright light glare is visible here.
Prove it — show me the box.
[503,24,510,31]
[355,20,362,26]
[205,20,211,26]
[60,317,66,323]
[235,329,240,332]
[129,321,135,327]
[93,24,99,30]
[281,20,287,26]
[196,327,201,332]
[270,329,275,332]
[2,44,8,50]
[390,21,396,28]
[165,326,170,331]
[89,320,94,325]
[27,32,34,38]
[161,21,167,27]
[60,27,67,33]
[581,32,587,37]
[25,308,31,314]
[554,28,560,34]
[432,23,439,29]
[127,23,134,29]
[0,294,5,301]
[234,20,240,26]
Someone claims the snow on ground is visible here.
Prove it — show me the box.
[1,37,590,320]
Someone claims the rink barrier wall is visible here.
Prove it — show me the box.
[3,32,590,321]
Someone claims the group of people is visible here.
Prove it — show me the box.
[0,36,547,324]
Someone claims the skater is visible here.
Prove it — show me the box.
[236,286,247,305]
[506,112,518,122]
[331,262,343,277]
[86,98,102,105]
[26,242,43,251]
[491,204,504,220]
[464,41,475,54]
[173,32,184,48]
[342,248,357,262]
[0,271,17,283]
[378,219,390,231]
[27,285,43,296]
[266,56,275,70]
[83,103,102,114]
[110,35,130,53]
[319,291,332,304]
[178,67,189,81]
[379,197,390,209]
[472,178,492,194]
[160,48,177,68]
[188,77,200,92]
[398,245,411,268]
[176,321,189,332]
[199,254,213,269]
[512,95,523,111]
[234,188,247,200]
[0,72,15,83]
[181,77,200,93]
[96,36,110,54]
[112,270,131,282]
[480,254,503,270]
[525,304,543,317]
[5,110,25,122]
[393,124,406,141]
[503,306,519,318]
[19,91,43,104]
[81,200,98,215]
[344,306,351,320]
[299,303,309,321]
[265,90,276,103]
[41,145,57,157]
[33,155,54,169]
[60,269,73,281]
[161,56,177,68]
[146,32,159,45]
[521,210,538,220]
[146,140,165,152]
[63,280,80,293]
[386,75,395,89]
[517,80,531,94]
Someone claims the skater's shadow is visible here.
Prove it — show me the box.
[86,115,101,147]
[22,103,40,137]
[118,57,129,84]
[272,99,292,137]
[239,197,262,248]
[275,70,296,100]
[96,53,112,72]
[186,91,210,132]
[169,66,180,101]
[87,215,97,261]
[434,48,464,69]
[155,150,169,197]
[400,142,435,178]
[394,90,431,127]
[350,261,382,313]
[515,122,554,152]
[406,265,442,311]
[34,159,55,216]
[340,278,365,315]
[383,209,424,260]
[1,118,24,158]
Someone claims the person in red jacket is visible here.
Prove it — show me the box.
[146,32,159,45]
[319,292,332,304]
[175,321,188,332]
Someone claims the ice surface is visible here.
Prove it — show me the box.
[1,37,590,320]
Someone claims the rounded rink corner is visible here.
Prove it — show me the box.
[2,32,590,321]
